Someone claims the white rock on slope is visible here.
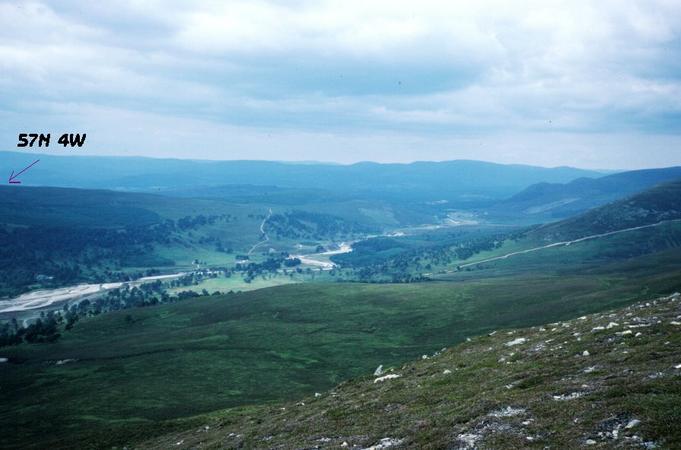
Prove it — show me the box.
[362,437,404,449]
[374,374,401,383]
[505,337,527,347]
[626,419,641,429]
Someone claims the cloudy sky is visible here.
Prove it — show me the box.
[1,0,680,168]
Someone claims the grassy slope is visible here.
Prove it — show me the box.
[144,292,681,449]
[341,218,681,284]
[413,191,681,278]
[528,180,681,242]
[438,222,681,279]
[326,180,681,280]
[462,180,681,271]
[2,249,681,449]
[0,185,261,227]
[488,167,681,222]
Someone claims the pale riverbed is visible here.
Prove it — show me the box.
[290,243,353,270]
[0,273,186,314]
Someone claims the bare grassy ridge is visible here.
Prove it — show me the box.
[144,292,681,449]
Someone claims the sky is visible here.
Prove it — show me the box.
[1,0,681,169]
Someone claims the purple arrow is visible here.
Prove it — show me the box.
[8,159,40,184]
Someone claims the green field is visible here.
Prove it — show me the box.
[2,247,681,449]
[166,272,300,294]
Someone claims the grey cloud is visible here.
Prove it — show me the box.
[1,0,680,167]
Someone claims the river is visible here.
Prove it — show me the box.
[289,242,353,270]
[0,272,186,315]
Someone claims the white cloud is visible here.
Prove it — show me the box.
[0,0,680,167]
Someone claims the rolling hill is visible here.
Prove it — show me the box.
[0,183,450,296]
[0,186,271,296]
[3,170,681,449]
[0,185,222,228]
[424,180,681,279]
[0,185,390,296]
[0,151,600,204]
[2,255,681,449]
[528,179,681,242]
[489,167,681,222]
[328,179,681,282]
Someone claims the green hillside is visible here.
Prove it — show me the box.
[0,186,267,296]
[363,180,681,280]
[489,167,681,222]
[0,185,411,296]
[2,249,681,449]
[529,180,681,242]
[325,182,681,282]
[144,292,681,449]
[2,166,681,450]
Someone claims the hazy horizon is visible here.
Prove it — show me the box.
[0,149,640,172]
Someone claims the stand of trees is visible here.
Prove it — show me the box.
[0,313,61,347]
[267,211,376,240]
[332,232,508,282]
[0,214,235,297]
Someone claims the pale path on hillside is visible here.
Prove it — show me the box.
[247,208,273,256]
[456,218,681,269]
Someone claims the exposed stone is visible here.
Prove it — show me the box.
[626,419,641,429]
[374,374,401,383]
[362,437,403,449]
[505,337,527,347]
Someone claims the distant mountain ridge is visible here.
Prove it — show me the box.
[528,178,681,241]
[0,151,599,205]
[490,167,681,221]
